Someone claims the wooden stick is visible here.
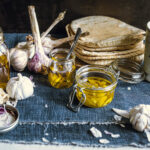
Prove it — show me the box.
[28,5,44,54]
[41,11,66,40]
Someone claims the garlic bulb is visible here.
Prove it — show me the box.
[129,104,150,132]
[112,104,150,132]
[10,41,35,72]
[0,88,9,104]
[6,73,34,100]
[28,6,51,75]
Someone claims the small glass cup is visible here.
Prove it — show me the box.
[67,65,119,112]
[48,48,76,89]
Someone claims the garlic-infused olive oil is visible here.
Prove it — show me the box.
[0,27,10,89]
[76,76,115,108]
[0,54,10,89]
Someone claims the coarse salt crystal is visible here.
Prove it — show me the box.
[90,127,102,138]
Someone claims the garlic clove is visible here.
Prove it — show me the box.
[134,114,147,132]
[28,44,35,59]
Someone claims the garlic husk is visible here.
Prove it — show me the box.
[6,73,34,100]
[10,42,35,72]
[0,88,9,104]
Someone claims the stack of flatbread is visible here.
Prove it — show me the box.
[66,16,145,66]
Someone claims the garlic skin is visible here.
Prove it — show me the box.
[10,42,35,72]
[6,73,34,100]
[129,104,150,132]
[0,88,9,104]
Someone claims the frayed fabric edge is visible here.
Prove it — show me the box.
[18,121,118,126]
[0,140,150,148]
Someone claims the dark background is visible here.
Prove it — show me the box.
[0,0,149,35]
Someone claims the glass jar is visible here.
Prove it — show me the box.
[67,65,119,112]
[48,48,76,89]
[0,27,10,89]
[112,59,145,83]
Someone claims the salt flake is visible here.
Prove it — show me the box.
[90,127,102,138]
[99,139,110,144]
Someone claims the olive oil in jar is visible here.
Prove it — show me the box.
[0,27,10,89]
[0,54,10,89]
[48,63,76,88]
[76,76,115,108]
[48,49,76,89]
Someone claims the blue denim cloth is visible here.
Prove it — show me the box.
[0,33,150,147]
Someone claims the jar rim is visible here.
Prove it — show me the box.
[75,65,118,91]
[49,48,76,63]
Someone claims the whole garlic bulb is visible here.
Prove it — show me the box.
[129,104,150,132]
[10,42,35,72]
[6,73,34,100]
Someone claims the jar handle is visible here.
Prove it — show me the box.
[67,84,86,112]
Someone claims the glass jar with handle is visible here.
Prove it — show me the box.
[67,65,119,112]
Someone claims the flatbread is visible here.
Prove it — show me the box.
[76,54,144,66]
[75,42,144,56]
[77,57,114,65]
[75,48,144,60]
[67,16,145,47]
[66,24,144,52]
[76,41,143,52]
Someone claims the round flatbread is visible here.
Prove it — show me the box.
[68,16,145,47]
[76,41,143,52]
[75,43,144,56]
[77,57,114,65]
[75,48,144,60]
